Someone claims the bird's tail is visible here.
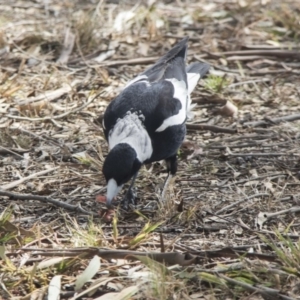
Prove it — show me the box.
[186,62,210,94]
[140,38,210,121]
[186,62,210,120]
[141,37,189,84]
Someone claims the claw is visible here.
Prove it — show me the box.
[121,188,136,210]
[161,174,173,201]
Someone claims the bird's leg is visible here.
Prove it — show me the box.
[161,155,177,201]
[161,173,172,201]
[121,172,138,210]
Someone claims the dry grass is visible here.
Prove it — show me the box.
[1,0,300,299]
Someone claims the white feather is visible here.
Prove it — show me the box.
[108,111,153,162]
[186,72,201,120]
[187,72,201,94]
[156,79,188,132]
[124,75,149,89]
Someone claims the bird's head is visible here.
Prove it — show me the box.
[102,143,142,207]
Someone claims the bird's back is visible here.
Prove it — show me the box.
[103,38,189,136]
[103,37,209,164]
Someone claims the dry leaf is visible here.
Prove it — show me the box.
[75,255,101,291]
[94,285,139,300]
[113,10,136,32]
[48,275,62,300]
[137,42,149,56]
[214,100,238,117]
[264,181,274,192]
[256,212,269,229]
[26,257,71,271]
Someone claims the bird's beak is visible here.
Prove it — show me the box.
[106,178,122,207]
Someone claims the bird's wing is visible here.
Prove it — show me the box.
[103,78,185,138]
[103,39,211,145]
[141,36,189,82]
[185,62,210,120]
[125,37,189,88]
[104,37,190,138]
[186,62,210,94]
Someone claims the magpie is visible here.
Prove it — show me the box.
[102,37,210,208]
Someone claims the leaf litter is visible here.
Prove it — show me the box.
[1,0,300,299]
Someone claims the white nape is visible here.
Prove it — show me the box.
[108,111,153,162]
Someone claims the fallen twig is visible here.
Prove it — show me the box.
[20,246,278,266]
[7,91,103,122]
[227,78,271,88]
[57,27,75,64]
[226,55,275,61]
[0,167,59,190]
[242,113,300,128]
[204,141,267,150]
[21,248,198,266]
[16,80,80,106]
[218,274,294,300]
[242,44,300,50]
[211,49,300,59]
[192,247,277,263]
[95,49,200,68]
[215,193,269,215]
[248,69,300,76]
[224,152,297,157]
[8,127,60,147]
[0,145,29,157]
[0,190,96,216]
[262,206,300,219]
[220,173,288,187]
[193,97,226,106]
[99,56,159,67]
[186,124,237,134]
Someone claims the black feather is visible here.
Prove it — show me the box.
[186,62,210,78]
[101,37,210,207]
[141,37,189,83]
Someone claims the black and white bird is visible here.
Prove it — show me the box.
[102,37,209,208]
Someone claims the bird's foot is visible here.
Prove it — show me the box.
[121,188,136,210]
[160,174,173,202]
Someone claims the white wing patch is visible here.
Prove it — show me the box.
[186,72,201,120]
[187,72,201,94]
[124,75,149,89]
[108,111,153,162]
[155,78,188,132]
